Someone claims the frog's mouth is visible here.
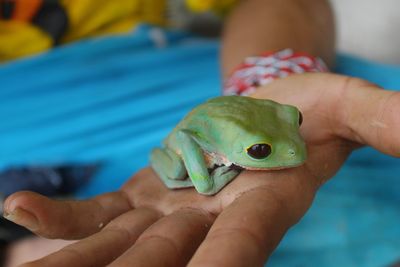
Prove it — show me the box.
[205,152,301,173]
[231,162,305,171]
[208,161,304,175]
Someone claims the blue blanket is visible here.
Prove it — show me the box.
[0,25,399,267]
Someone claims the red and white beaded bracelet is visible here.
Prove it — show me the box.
[223,49,328,96]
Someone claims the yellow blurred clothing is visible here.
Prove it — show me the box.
[0,0,237,62]
[186,0,236,14]
[0,21,52,61]
[60,0,167,43]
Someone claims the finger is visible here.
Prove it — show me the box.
[3,191,132,239]
[19,208,161,267]
[189,170,316,267]
[109,208,215,267]
[5,238,75,267]
[332,77,400,157]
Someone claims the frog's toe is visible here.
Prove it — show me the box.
[210,164,243,177]
[161,177,194,189]
[199,166,241,195]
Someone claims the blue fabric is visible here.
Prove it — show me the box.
[0,25,399,266]
[0,166,96,197]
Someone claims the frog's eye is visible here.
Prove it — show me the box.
[298,111,303,126]
[247,144,272,159]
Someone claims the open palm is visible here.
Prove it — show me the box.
[4,73,400,267]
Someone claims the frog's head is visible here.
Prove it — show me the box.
[220,99,307,170]
[230,132,306,170]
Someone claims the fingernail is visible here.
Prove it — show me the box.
[3,208,39,231]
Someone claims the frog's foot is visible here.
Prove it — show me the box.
[209,162,244,174]
[150,148,186,180]
[156,174,194,189]
[200,166,240,195]
[150,148,193,189]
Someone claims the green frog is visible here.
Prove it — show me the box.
[150,96,306,195]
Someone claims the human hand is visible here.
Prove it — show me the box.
[3,73,400,267]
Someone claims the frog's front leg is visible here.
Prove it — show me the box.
[177,130,239,195]
[150,147,193,189]
[209,165,240,195]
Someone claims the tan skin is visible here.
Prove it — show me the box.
[4,73,400,267]
[3,0,400,266]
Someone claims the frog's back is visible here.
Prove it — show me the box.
[164,96,290,152]
[195,96,281,120]
[176,96,278,130]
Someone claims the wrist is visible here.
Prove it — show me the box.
[223,49,328,96]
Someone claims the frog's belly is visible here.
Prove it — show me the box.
[170,148,223,169]
[204,151,235,168]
